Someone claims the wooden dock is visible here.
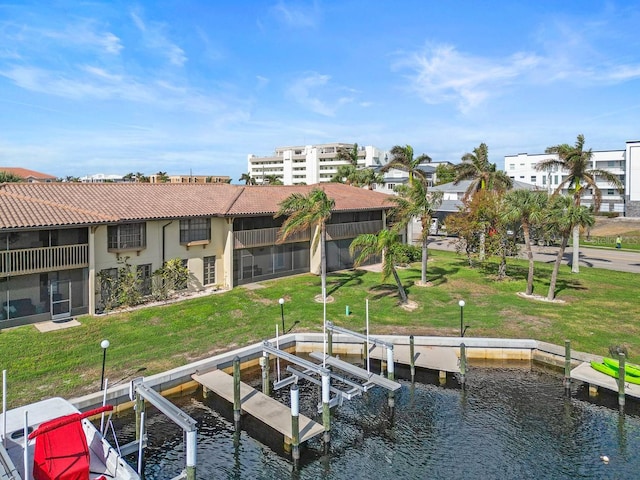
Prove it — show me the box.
[192,370,324,443]
[571,362,640,399]
[369,344,460,373]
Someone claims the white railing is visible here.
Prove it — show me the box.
[0,244,89,277]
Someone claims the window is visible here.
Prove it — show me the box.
[108,223,146,250]
[607,189,615,195]
[137,264,152,296]
[387,183,395,190]
[554,175,559,185]
[509,164,515,170]
[542,176,546,185]
[180,218,211,244]
[203,256,216,285]
[530,176,536,183]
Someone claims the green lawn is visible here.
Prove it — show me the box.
[1,249,639,408]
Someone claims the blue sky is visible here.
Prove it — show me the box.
[1,1,639,181]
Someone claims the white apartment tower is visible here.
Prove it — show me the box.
[247,143,386,185]
[504,147,628,215]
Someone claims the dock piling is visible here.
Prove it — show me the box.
[459,343,466,387]
[618,352,626,408]
[387,347,395,409]
[564,340,571,391]
[261,353,270,396]
[409,336,415,380]
[186,430,197,480]
[290,383,300,464]
[321,372,331,447]
[328,330,333,357]
[233,356,241,426]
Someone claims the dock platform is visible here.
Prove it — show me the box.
[369,344,460,373]
[571,362,640,399]
[192,370,324,443]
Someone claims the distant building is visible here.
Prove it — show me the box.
[79,173,124,183]
[0,167,56,183]
[504,141,640,216]
[149,174,231,184]
[247,143,386,185]
[375,161,454,194]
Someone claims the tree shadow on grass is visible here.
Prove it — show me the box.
[326,269,366,297]
[545,278,588,296]
[367,283,404,302]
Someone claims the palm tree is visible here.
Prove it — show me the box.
[453,143,512,260]
[0,171,24,183]
[239,173,256,185]
[155,171,170,183]
[536,134,623,273]
[544,196,595,300]
[264,174,283,185]
[331,164,359,185]
[380,144,431,185]
[275,188,335,298]
[355,168,385,190]
[454,143,513,197]
[501,189,548,295]
[391,181,443,285]
[335,143,360,167]
[350,230,409,304]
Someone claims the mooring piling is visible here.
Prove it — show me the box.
[290,383,300,464]
[387,346,395,408]
[564,340,571,391]
[186,429,197,480]
[459,343,466,387]
[328,329,333,357]
[321,372,331,446]
[261,353,270,396]
[233,356,241,426]
[409,335,415,380]
[618,352,626,408]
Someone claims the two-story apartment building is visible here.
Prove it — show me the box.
[247,143,386,185]
[0,182,390,329]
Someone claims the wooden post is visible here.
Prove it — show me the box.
[328,330,333,357]
[459,343,466,387]
[233,356,241,426]
[618,352,626,408]
[290,383,300,464]
[321,372,331,447]
[439,370,446,385]
[563,340,571,391]
[409,335,415,380]
[261,353,270,396]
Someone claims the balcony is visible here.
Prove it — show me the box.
[326,220,383,240]
[1,244,89,277]
[234,228,311,249]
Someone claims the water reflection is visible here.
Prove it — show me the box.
[111,365,640,479]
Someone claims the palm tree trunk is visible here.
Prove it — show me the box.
[421,237,428,284]
[391,267,408,303]
[547,235,569,301]
[497,238,507,280]
[571,225,580,273]
[523,224,534,295]
[479,230,486,261]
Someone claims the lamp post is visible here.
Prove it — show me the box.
[279,298,285,333]
[458,300,465,337]
[100,339,110,390]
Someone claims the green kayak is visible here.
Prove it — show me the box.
[602,357,640,377]
[590,361,640,385]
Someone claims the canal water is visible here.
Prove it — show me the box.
[112,364,640,479]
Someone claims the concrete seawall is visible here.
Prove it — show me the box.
[71,334,603,412]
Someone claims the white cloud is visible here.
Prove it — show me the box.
[287,72,354,116]
[270,0,319,28]
[396,44,542,113]
[130,10,187,67]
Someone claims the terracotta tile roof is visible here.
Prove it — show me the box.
[0,182,390,229]
[226,183,392,216]
[0,167,56,180]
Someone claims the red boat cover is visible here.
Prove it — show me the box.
[27,405,113,480]
[30,412,89,480]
